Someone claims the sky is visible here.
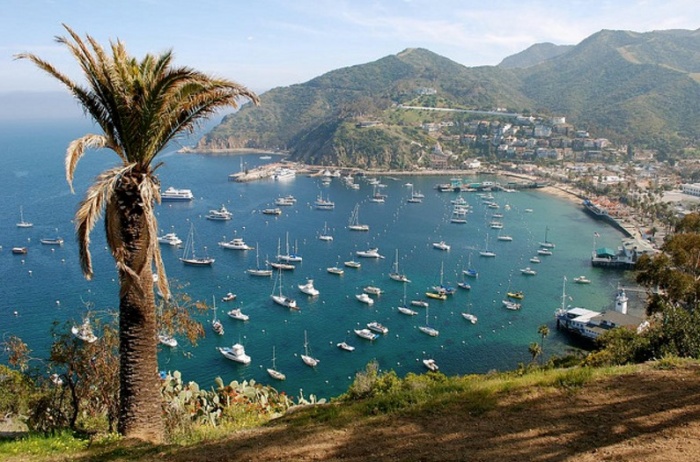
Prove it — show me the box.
[1,0,699,96]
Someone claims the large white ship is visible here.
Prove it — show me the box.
[161,187,194,201]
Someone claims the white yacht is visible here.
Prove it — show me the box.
[423,359,439,372]
[462,312,478,324]
[574,275,592,284]
[432,241,450,251]
[206,205,233,220]
[272,167,296,181]
[398,306,418,316]
[354,328,378,341]
[158,232,182,247]
[274,195,296,206]
[337,341,355,352]
[158,333,178,348]
[367,322,389,335]
[520,267,537,275]
[356,247,383,258]
[71,317,98,343]
[217,343,251,364]
[298,279,320,296]
[227,308,249,321]
[161,187,194,201]
[218,237,253,250]
[363,286,383,296]
[356,293,374,305]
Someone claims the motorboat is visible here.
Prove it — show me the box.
[537,248,553,256]
[462,313,478,324]
[274,196,296,206]
[423,359,439,372]
[503,300,522,310]
[432,241,450,251]
[367,322,388,335]
[356,247,383,258]
[157,232,182,247]
[337,341,355,352]
[40,237,64,245]
[356,293,374,305]
[489,221,503,229]
[298,279,320,296]
[272,167,296,181]
[354,328,378,341]
[301,331,319,367]
[217,343,251,364]
[161,187,194,201]
[222,292,237,302]
[363,286,383,296]
[574,275,592,284]
[262,207,282,215]
[530,256,541,264]
[227,308,249,321]
[12,247,28,255]
[507,291,524,300]
[344,260,361,269]
[327,266,344,275]
[158,333,178,348]
[71,317,98,343]
[218,237,253,250]
[520,267,537,275]
[497,234,513,242]
[206,205,233,220]
[425,291,446,301]
[411,300,429,308]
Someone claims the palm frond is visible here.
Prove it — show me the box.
[65,134,111,192]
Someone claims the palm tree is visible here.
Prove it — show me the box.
[538,324,550,363]
[528,342,542,364]
[17,25,259,443]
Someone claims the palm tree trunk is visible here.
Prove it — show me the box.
[115,182,164,443]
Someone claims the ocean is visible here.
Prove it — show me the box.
[0,117,637,399]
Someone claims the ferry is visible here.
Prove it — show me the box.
[272,168,296,181]
[161,187,194,201]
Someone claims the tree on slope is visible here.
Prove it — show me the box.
[17,25,259,442]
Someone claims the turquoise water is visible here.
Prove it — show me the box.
[0,119,636,399]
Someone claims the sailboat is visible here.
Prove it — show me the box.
[71,315,98,343]
[397,284,418,315]
[180,223,214,266]
[301,330,319,367]
[318,222,333,241]
[269,238,295,270]
[347,204,369,231]
[247,244,273,277]
[539,226,556,248]
[407,184,422,203]
[271,268,298,310]
[157,304,178,347]
[418,306,440,336]
[462,304,478,324]
[463,253,478,278]
[16,206,33,228]
[389,249,411,282]
[277,232,302,262]
[479,234,496,257]
[267,346,286,380]
[211,297,224,335]
[427,261,454,298]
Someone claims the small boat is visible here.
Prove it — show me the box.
[367,322,388,335]
[298,279,320,296]
[211,299,225,335]
[158,333,178,348]
[269,261,295,271]
[217,343,251,364]
[247,246,273,277]
[457,281,471,290]
[423,359,439,372]
[16,206,33,228]
[354,328,378,341]
[71,317,98,343]
[363,286,383,296]
[507,291,524,300]
[327,266,344,275]
[537,248,553,256]
[227,308,249,321]
[539,226,556,248]
[574,275,592,284]
[222,292,237,302]
[180,224,214,266]
[489,221,503,229]
[530,256,541,264]
[432,241,450,251]
[274,196,296,206]
[398,306,418,316]
[356,293,374,305]
[356,247,383,258]
[411,300,429,308]
[318,222,333,241]
[267,346,286,380]
[301,330,319,367]
[262,207,282,215]
[389,249,411,282]
[40,237,64,245]
[462,312,478,324]
[347,204,369,231]
[497,233,513,242]
[206,204,233,220]
[337,341,355,352]
[271,269,298,310]
[161,187,194,201]
[344,260,361,269]
[418,307,439,337]
[479,234,496,257]
[463,254,478,278]
[218,237,253,250]
[520,267,537,276]
[503,299,522,310]
[277,233,303,262]
[425,291,447,301]
[524,208,533,213]
[12,247,28,255]
[314,193,335,210]
[158,232,182,247]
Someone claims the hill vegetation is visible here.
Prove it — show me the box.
[198,28,700,168]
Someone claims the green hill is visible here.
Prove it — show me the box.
[198,28,700,166]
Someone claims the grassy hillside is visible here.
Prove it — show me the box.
[4,359,700,461]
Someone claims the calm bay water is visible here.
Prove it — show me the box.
[0,118,637,399]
